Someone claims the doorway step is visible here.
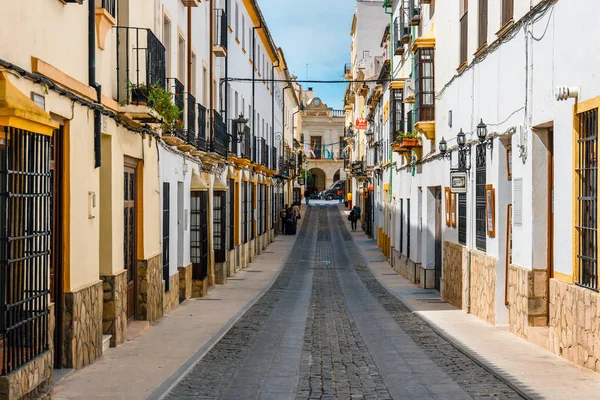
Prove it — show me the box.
[127,320,150,342]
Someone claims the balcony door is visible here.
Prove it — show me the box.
[124,158,138,320]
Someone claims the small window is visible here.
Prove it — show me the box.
[501,0,514,27]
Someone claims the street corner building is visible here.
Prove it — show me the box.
[0,0,301,398]
[344,0,600,375]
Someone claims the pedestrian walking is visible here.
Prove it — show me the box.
[346,191,352,210]
[338,189,343,204]
[349,205,361,231]
[304,189,310,205]
[280,204,288,234]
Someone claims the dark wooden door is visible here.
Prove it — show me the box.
[124,161,137,320]
[50,126,64,368]
[435,188,442,291]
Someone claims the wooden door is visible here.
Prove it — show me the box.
[124,161,137,320]
[50,126,64,368]
[434,188,442,291]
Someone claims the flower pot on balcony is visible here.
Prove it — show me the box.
[400,138,421,148]
[392,143,409,153]
[131,87,148,106]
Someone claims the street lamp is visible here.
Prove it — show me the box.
[232,113,248,143]
[438,137,451,160]
[456,128,466,148]
[476,118,493,150]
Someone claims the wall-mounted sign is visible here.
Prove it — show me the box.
[450,171,467,193]
[355,118,368,130]
[351,161,364,175]
[297,177,305,186]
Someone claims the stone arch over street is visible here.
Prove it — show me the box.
[333,169,341,182]
[308,168,326,194]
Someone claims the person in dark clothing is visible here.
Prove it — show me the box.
[350,206,361,231]
[280,204,288,234]
[304,189,310,205]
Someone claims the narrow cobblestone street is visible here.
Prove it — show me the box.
[165,205,522,400]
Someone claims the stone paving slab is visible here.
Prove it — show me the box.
[342,208,600,400]
[52,235,297,400]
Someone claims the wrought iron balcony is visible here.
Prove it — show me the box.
[187,93,196,147]
[212,111,228,157]
[344,63,352,79]
[165,78,186,141]
[213,9,227,57]
[254,137,266,166]
[197,104,207,151]
[241,127,252,160]
[115,26,166,117]
[271,147,277,171]
[265,144,271,169]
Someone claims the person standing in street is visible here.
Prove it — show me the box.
[346,191,352,210]
[304,189,310,205]
[337,188,343,204]
[349,205,360,231]
[280,204,288,234]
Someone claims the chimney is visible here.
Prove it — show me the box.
[305,87,314,101]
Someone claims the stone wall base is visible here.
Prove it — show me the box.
[419,267,435,289]
[163,273,180,314]
[63,281,103,369]
[548,278,600,372]
[391,250,419,284]
[178,264,193,303]
[215,263,227,285]
[508,265,549,339]
[101,270,127,347]
[192,278,209,298]
[227,249,236,277]
[469,250,497,324]
[249,239,255,263]
[441,241,468,310]
[137,254,163,323]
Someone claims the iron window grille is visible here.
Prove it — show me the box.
[407,110,414,134]
[212,111,227,156]
[250,183,255,240]
[407,199,411,259]
[458,193,467,245]
[115,27,166,106]
[213,192,227,263]
[191,191,209,280]
[242,183,248,243]
[101,0,116,19]
[415,48,435,122]
[228,180,235,251]
[213,9,228,50]
[391,89,405,139]
[475,144,487,251]
[251,133,257,163]
[187,94,196,146]
[0,128,51,375]
[197,104,207,151]
[241,127,251,159]
[162,183,170,291]
[576,108,598,290]
[400,199,404,253]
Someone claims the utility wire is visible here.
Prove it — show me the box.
[224,77,403,84]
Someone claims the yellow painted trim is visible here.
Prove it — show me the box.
[235,38,240,45]
[228,26,233,33]
[136,159,145,259]
[32,57,97,101]
[0,71,59,135]
[63,121,71,292]
[412,23,435,52]
[575,95,600,114]
[95,8,116,50]
[415,121,436,140]
[241,0,278,63]
[390,81,404,90]
[101,95,120,112]
[554,272,574,285]
[242,48,247,54]
[383,183,390,191]
[249,59,253,65]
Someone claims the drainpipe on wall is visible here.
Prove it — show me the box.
[89,0,102,168]
[187,6,193,135]
[209,0,214,145]
[384,2,393,204]
[271,61,279,160]
[252,22,263,151]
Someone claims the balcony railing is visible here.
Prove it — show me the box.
[241,127,252,160]
[197,104,207,151]
[332,110,345,118]
[213,9,227,57]
[115,27,166,107]
[167,78,185,140]
[101,0,116,19]
[212,111,227,156]
[255,137,266,166]
[187,93,196,145]
[271,147,277,171]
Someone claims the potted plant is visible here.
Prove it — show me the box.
[127,82,149,105]
[146,83,183,134]
[397,130,421,148]
[392,143,409,153]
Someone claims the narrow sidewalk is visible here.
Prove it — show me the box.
[342,208,600,400]
[52,234,296,400]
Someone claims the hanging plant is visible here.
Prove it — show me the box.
[146,83,183,133]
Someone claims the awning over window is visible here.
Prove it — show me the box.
[213,176,228,191]
[191,170,209,191]
[0,72,59,136]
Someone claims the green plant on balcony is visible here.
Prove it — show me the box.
[146,83,183,134]
[396,130,421,148]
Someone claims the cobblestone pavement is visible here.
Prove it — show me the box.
[165,205,524,400]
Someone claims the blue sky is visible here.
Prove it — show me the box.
[257,0,355,110]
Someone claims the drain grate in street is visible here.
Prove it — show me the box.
[228,278,245,281]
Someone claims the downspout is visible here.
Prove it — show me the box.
[209,0,214,146]
[271,61,279,160]
[384,2,393,203]
[252,22,263,154]
[187,7,192,102]
[89,0,102,168]
[224,0,229,133]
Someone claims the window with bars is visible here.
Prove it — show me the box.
[478,0,488,48]
[228,179,235,251]
[476,144,487,251]
[576,108,598,289]
[311,136,322,159]
[243,183,248,243]
[257,184,263,235]
[213,191,227,263]
[191,191,208,280]
[460,0,468,65]
[0,128,52,375]
[415,48,435,122]
[261,185,267,235]
[251,183,256,239]
[162,183,170,291]
[400,199,404,253]
[458,193,467,245]
[407,199,411,259]
[391,89,405,139]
